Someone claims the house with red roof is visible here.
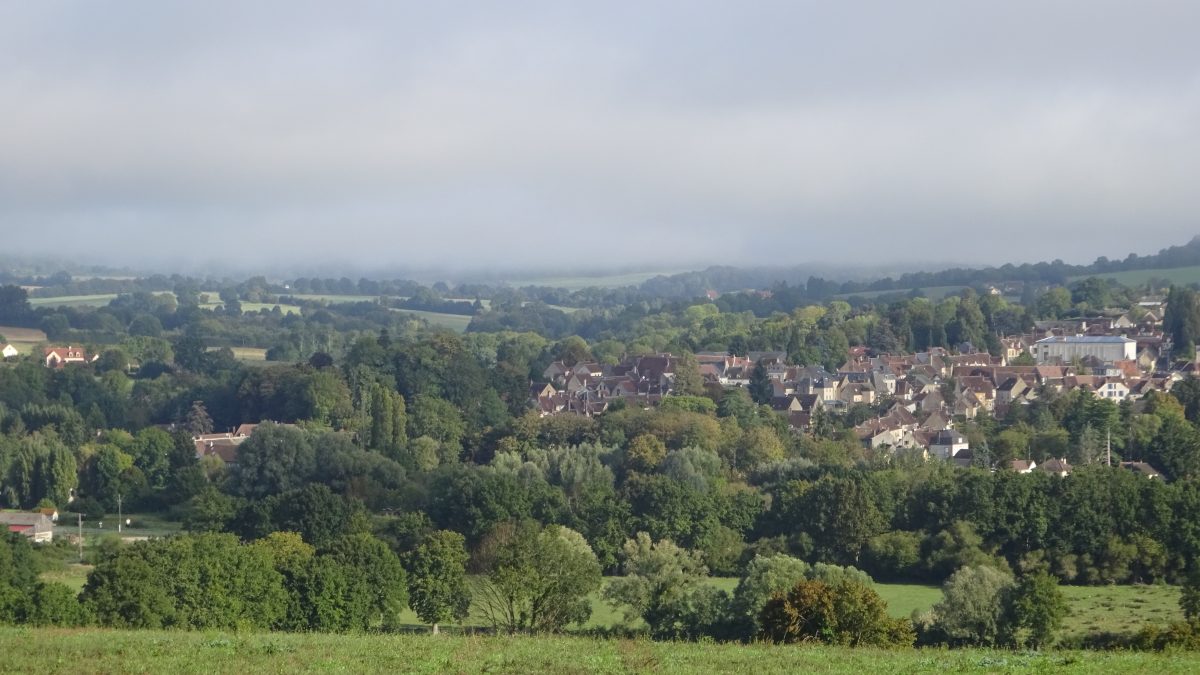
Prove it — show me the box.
[43,345,95,368]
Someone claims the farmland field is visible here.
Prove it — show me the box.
[0,627,1196,674]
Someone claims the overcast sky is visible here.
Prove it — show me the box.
[2,1,1199,275]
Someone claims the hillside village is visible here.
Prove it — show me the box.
[531,297,1182,476]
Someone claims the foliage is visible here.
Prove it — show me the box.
[603,532,726,639]
[473,521,602,633]
[406,530,471,632]
[758,577,913,647]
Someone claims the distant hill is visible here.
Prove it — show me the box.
[635,236,1200,300]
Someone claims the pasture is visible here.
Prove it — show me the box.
[0,627,1196,674]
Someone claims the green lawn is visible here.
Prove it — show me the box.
[1,627,1196,674]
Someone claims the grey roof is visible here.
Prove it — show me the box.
[1034,335,1135,344]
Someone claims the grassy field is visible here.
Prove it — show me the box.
[1069,265,1200,288]
[1059,584,1180,640]
[26,293,122,308]
[0,627,1196,674]
[390,308,474,332]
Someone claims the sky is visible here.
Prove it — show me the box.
[2,1,1199,276]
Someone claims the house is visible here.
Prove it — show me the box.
[929,429,969,461]
[0,343,18,359]
[1039,458,1073,477]
[1119,461,1163,480]
[0,512,55,543]
[193,423,269,467]
[43,345,95,368]
[1008,459,1037,473]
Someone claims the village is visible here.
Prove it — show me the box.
[531,297,1179,479]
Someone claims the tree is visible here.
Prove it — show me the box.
[406,530,471,633]
[1166,285,1200,358]
[324,533,408,629]
[626,434,667,473]
[232,423,316,498]
[1181,566,1200,624]
[1002,571,1066,648]
[748,362,773,405]
[603,532,723,639]
[0,285,32,325]
[184,401,214,436]
[926,565,1015,647]
[81,533,287,631]
[730,554,811,638]
[671,351,705,396]
[407,395,465,461]
[759,577,912,647]
[473,521,601,633]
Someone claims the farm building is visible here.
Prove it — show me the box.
[0,512,55,543]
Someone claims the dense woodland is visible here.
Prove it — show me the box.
[5,251,1200,649]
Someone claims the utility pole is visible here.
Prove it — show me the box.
[1106,429,1112,467]
[77,512,84,563]
[117,493,123,533]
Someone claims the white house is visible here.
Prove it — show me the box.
[0,343,18,359]
[1099,379,1129,400]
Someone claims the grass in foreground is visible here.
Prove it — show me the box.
[2,626,1197,674]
